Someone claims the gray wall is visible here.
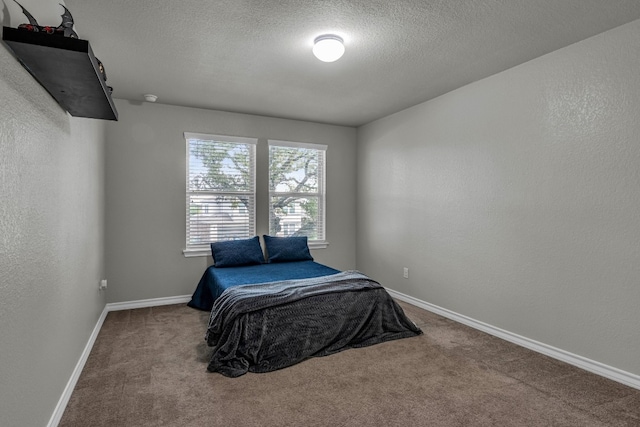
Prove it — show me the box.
[357,19,640,377]
[105,100,357,303]
[0,42,106,426]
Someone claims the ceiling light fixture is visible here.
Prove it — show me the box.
[313,35,345,62]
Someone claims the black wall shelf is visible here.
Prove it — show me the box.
[2,26,118,121]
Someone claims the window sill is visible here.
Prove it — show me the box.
[309,240,329,250]
[182,241,329,258]
[182,247,213,258]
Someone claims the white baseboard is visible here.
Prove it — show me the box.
[47,305,109,427]
[386,287,640,391]
[106,294,192,311]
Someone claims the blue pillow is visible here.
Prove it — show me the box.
[263,235,313,263]
[210,236,264,267]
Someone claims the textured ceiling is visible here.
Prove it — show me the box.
[9,1,640,126]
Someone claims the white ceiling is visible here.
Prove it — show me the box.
[34,1,640,126]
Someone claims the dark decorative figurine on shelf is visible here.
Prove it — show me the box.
[13,1,78,38]
[95,57,114,94]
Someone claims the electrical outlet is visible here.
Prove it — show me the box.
[403,267,409,279]
[99,279,107,290]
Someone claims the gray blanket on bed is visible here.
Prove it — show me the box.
[205,270,422,377]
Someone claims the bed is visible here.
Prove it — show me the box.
[187,260,340,311]
[188,236,422,377]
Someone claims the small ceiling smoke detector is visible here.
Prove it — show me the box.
[313,35,345,62]
[144,94,158,102]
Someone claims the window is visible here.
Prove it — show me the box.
[268,140,326,242]
[185,133,257,250]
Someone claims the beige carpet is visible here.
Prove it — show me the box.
[59,301,640,426]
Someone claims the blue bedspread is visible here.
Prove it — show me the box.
[187,261,339,311]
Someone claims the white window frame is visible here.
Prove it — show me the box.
[268,140,328,248]
[183,132,257,257]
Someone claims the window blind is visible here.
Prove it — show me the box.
[185,133,257,248]
[268,140,327,241]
